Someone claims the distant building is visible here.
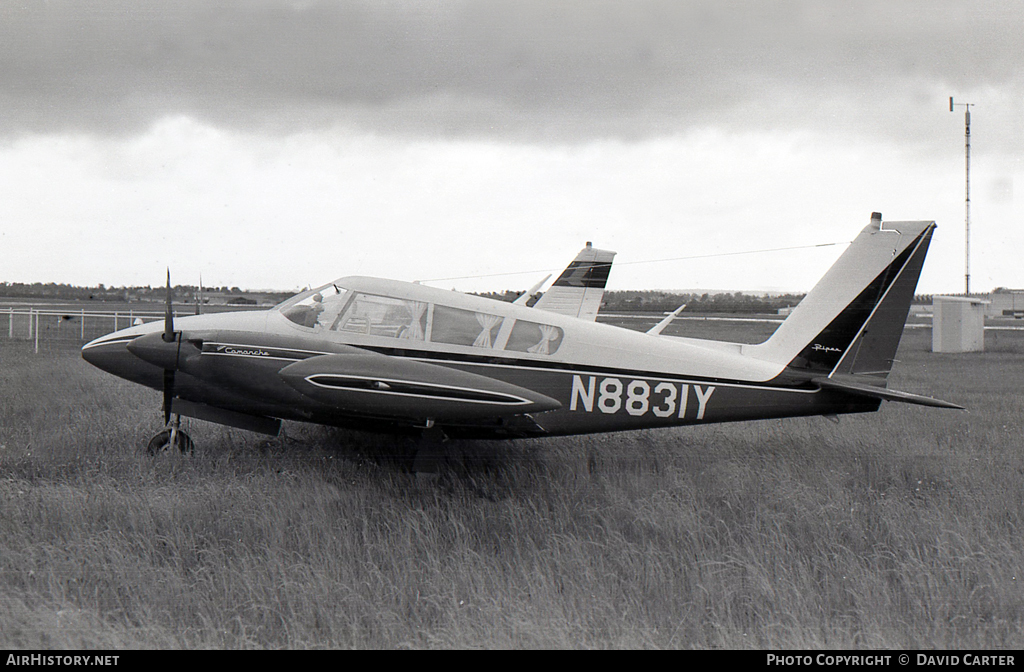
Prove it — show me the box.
[776,290,1021,322]
[988,290,1024,318]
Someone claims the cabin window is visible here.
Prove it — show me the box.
[283,285,349,329]
[430,306,504,348]
[334,294,427,340]
[505,320,564,355]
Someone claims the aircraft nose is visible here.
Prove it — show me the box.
[81,339,102,367]
[81,334,138,375]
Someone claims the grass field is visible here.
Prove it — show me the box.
[1,326,1023,649]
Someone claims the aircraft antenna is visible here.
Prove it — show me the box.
[950,97,974,295]
[418,241,849,284]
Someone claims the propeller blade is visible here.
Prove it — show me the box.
[196,274,203,316]
[162,269,178,426]
[163,369,175,425]
[163,269,175,343]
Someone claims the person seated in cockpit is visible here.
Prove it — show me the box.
[283,292,325,328]
[306,293,325,328]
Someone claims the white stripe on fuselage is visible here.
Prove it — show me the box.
[196,341,814,397]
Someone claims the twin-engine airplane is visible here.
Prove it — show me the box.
[82,213,962,460]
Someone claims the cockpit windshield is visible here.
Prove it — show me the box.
[281,283,349,328]
[279,281,565,355]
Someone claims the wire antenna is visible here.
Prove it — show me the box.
[417,240,849,284]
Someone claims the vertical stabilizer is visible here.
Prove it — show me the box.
[533,243,616,321]
[746,214,936,381]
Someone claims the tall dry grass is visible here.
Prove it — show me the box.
[1,329,1023,648]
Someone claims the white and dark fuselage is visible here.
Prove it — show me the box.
[82,218,957,441]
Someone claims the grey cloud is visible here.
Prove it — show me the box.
[1,0,1022,146]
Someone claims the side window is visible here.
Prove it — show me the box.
[431,306,504,348]
[283,285,348,329]
[335,294,427,340]
[505,320,564,355]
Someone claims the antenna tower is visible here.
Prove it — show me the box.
[950,96,974,295]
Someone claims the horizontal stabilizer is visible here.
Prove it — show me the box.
[813,375,965,410]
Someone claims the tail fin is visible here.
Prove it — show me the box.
[533,243,616,321]
[748,213,935,381]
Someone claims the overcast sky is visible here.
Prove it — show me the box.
[1,0,1021,294]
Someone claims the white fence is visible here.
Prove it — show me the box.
[3,307,165,353]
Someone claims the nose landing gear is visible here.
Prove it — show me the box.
[146,415,195,455]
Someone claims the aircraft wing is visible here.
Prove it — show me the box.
[532,243,616,321]
[512,274,551,305]
[647,304,687,335]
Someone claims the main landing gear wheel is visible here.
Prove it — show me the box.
[412,425,447,481]
[146,428,195,455]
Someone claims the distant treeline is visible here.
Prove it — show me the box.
[477,289,944,314]
[4,281,937,315]
[600,290,805,314]
[601,291,935,313]
[0,282,292,304]
[473,288,806,314]
[0,282,135,301]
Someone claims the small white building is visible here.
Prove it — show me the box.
[932,296,988,353]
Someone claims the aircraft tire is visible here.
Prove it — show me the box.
[146,429,196,455]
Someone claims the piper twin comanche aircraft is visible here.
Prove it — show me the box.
[82,213,962,462]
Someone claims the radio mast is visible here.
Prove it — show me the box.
[950,97,973,295]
